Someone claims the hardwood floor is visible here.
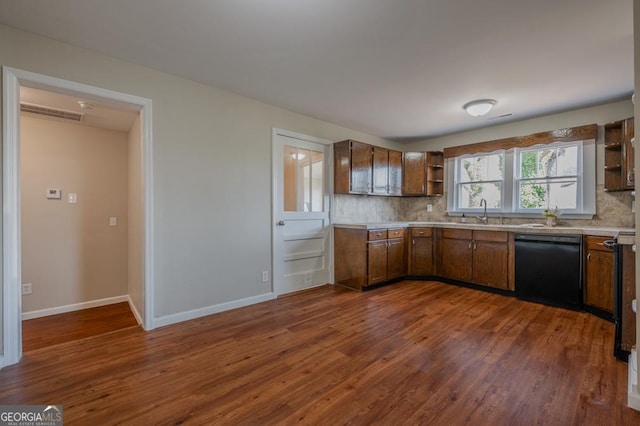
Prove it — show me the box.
[2,280,639,425]
[22,302,139,352]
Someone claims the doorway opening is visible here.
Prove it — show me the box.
[2,67,155,368]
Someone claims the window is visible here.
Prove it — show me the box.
[456,152,504,210]
[283,145,324,212]
[447,139,595,217]
[515,142,581,212]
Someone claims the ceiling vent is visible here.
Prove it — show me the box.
[20,102,84,122]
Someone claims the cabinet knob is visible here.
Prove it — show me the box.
[277,220,286,226]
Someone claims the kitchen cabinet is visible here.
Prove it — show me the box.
[409,227,434,276]
[426,151,444,196]
[604,117,634,191]
[472,231,509,290]
[334,140,372,194]
[334,227,406,290]
[373,146,403,195]
[335,140,402,195]
[436,228,510,290]
[402,151,444,196]
[583,236,614,313]
[439,229,473,282]
[621,244,636,354]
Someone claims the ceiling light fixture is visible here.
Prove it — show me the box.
[77,100,95,110]
[291,152,306,160]
[463,99,496,117]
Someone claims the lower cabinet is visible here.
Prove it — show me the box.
[334,227,406,290]
[436,228,510,290]
[583,236,614,313]
[409,227,434,275]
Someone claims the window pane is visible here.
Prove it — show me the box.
[283,145,323,212]
[283,145,298,212]
[519,179,577,209]
[459,153,503,182]
[457,182,502,208]
[557,145,578,176]
[310,152,324,212]
[519,145,578,179]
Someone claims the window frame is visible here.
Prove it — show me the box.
[513,141,584,215]
[453,150,506,213]
[446,138,596,219]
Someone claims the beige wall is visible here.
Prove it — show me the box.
[128,114,143,321]
[20,115,129,312]
[0,24,398,322]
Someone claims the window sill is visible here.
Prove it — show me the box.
[446,211,595,220]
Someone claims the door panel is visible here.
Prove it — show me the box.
[274,129,331,295]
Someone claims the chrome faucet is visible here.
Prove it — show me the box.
[477,198,488,224]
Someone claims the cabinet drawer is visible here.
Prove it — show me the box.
[368,229,388,241]
[585,236,613,252]
[442,228,472,240]
[387,228,405,238]
[411,227,432,238]
[473,230,508,243]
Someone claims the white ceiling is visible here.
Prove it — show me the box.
[20,87,139,133]
[0,0,633,140]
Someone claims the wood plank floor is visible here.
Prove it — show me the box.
[2,280,639,425]
[22,302,139,352]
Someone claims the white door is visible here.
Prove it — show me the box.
[272,129,332,296]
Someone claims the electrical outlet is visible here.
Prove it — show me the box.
[22,283,32,295]
[427,204,433,212]
[261,270,269,282]
[304,273,312,285]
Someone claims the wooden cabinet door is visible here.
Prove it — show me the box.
[472,241,508,289]
[411,237,433,275]
[388,150,403,195]
[584,249,614,313]
[440,237,472,282]
[350,141,372,194]
[372,146,389,194]
[624,117,635,189]
[402,152,426,195]
[367,240,388,286]
[387,238,406,280]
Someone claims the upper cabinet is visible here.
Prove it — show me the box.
[372,146,402,195]
[335,140,431,196]
[604,117,634,192]
[335,140,372,194]
[402,151,444,196]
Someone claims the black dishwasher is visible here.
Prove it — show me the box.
[514,233,582,310]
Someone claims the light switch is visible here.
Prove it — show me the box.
[68,193,77,204]
[109,217,117,227]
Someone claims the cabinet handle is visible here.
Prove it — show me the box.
[587,253,591,261]
[376,233,382,237]
[412,239,415,245]
[468,242,472,249]
[473,243,477,250]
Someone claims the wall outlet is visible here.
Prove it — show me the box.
[110,217,118,226]
[22,283,32,295]
[427,204,433,212]
[304,273,312,286]
[261,270,269,283]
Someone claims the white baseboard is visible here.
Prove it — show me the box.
[629,349,640,411]
[154,292,276,328]
[21,295,129,320]
[127,296,144,326]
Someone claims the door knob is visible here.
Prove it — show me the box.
[277,220,286,226]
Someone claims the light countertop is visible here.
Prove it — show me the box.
[333,221,635,239]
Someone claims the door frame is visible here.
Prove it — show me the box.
[271,128,334,296]
[1,66,155,368]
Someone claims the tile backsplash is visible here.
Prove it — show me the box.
[333,185,634,228]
